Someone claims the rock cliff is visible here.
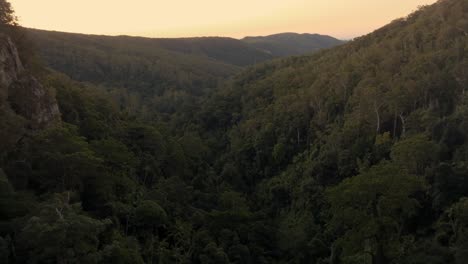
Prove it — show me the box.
[0,33,60,129]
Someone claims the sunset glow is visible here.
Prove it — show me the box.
[11,0,437,39]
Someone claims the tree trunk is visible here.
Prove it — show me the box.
[374,101,381,133]
[399,113,406,138]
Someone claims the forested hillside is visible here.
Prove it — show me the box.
[193,0,468,262]
[1,0,468,263]
[242,33,344,57]
[26,29,342,124]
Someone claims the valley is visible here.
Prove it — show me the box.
[0,0,467,263]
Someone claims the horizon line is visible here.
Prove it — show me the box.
[25,26,354,41]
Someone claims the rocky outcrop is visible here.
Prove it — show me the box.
[0,35,23,93]
[8,74,60,129]
[0,33,60,129]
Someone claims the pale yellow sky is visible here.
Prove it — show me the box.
[10,0,437,39]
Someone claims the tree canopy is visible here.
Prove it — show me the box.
[1,0,468,263]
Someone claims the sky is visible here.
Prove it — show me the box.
[10,0,438,39]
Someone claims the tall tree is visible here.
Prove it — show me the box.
[0,0,16,26]
[327,162,426,263]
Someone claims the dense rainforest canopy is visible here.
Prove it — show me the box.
[1,0,468,263]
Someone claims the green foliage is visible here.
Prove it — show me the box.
[135,200,167,229]
[391,134,438,174]
[90,138,137,173]
[199,242,230,264]
[45,73,121,139]
[16,193,111,264]
[99,238,145,264]
[436,198,468,264]
[1,0,468,263]
[0,106,25,161]
[26,29,244,126]
[327,162,426,262]
[23,124,102,192]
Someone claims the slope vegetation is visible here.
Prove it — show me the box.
[1,0,467,263]
[194,0,468,262]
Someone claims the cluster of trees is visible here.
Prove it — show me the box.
[27,29,343,127]
[26,29,243,125]
[2,72,256,263]
[1,0,468,263]
[192,0,468,262]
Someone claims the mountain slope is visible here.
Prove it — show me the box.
[207,0,468,190]
[26,29,241,94]
[192,0,467,262]
[2,0,468,264]
[242,32,344,57]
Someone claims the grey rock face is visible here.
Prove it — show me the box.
[9,74,61,129]
[0,33,60,129]
[0,34,23,92]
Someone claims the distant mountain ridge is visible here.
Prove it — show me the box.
[241,32,344,57]
[26,29,342,67]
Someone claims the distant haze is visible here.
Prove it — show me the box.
[10,0,437,39]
